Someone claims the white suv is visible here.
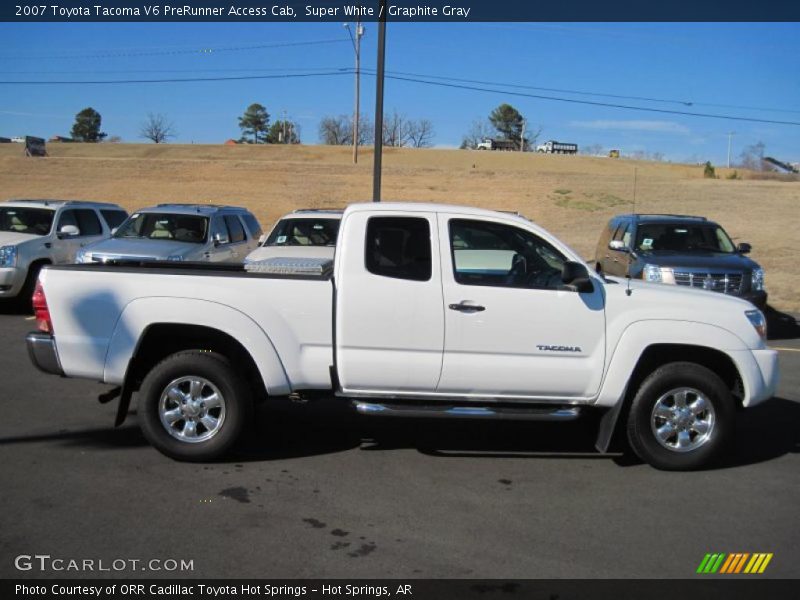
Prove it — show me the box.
[244,209,341,263]
[0,199,128,305]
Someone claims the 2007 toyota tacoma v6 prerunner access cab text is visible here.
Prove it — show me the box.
[25,203,779,470]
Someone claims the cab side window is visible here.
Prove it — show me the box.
[449,219,566,290]
[365,216,431,282]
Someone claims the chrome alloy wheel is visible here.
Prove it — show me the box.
[650,387,715,453]
[158,376,226,443]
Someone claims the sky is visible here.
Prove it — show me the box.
[0,21,798,164]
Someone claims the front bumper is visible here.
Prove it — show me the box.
[26,332,64,376]
[0,266,25,297]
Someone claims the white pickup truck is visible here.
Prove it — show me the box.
[26,203,778,470]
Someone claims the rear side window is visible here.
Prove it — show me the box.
[100,209,128,229]
[365,217,431,282]
[241,214,263,238]
[224,215,246,243]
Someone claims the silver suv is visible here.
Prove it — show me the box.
[0,199,128,303]
[77,204,263,264]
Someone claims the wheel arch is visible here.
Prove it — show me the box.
[595,342,744,453]
[104,297,290,398]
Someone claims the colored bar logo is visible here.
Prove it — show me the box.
[696,553,773,574]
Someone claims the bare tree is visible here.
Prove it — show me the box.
[139,113,176,144]
[406,119,435,148]
[318,115,352,145]
[739,141,766,171]
[460,118,494,149]
[382,110,411,147]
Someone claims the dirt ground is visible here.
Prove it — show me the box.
[1,143,798,311]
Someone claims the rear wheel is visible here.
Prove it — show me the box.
[138,350,252,461]
[626,362,735,470]
[16,262,46,313]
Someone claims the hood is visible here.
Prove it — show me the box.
[637,251,758,272]
[603,274,762,348]
[83,237,201,260]
[0,231,42,247]
[245,245,335,263]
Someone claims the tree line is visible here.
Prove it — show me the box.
[318,111,435,148]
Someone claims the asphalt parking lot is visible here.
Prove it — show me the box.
[0,306,798,580]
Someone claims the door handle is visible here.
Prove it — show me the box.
[449,301,485,313]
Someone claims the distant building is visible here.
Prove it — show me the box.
[224,139,239,145]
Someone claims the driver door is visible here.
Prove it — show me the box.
[436,215,606,400]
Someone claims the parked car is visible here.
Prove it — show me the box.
[76,204,262,264]
[0,199,127,304]
[28,202,777,470]
[244,209,341,263]
[595,213,767,307]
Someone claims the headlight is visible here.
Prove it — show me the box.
[75,249,90,264]
[642,264,675,284]
[751,268,765,291]
[745,309,767,341]
[0,245,17,267]
[167,255,184,262]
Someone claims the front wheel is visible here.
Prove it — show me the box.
[626,362,735,470]
[138,350,252,461]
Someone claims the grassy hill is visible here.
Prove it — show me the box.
[2,143,798,311]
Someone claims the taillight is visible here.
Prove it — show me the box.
[32,280,53,333]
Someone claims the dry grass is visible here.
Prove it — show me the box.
[1,143,798,311]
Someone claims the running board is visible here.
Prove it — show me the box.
[353,401,581,421]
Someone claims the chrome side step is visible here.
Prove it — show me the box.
[353,401,581,421]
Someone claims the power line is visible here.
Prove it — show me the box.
[375,72,800,127]
[362,68,800,117]
[0,66,349,75]
[0,38,350,60]
[0,71,353,85]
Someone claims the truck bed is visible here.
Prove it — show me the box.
[41,262,334,393]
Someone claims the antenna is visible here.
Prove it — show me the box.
[625,167,637,297]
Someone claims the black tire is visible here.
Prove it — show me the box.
[138,350,252,462]
[626,362,735,471]
[16,261,46,313]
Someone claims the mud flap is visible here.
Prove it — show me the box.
[114,386,134,427]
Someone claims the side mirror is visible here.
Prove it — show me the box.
[213,233,225,247]
[58,224,80,238]
[608,240,629,252]
[561,261,595,293]
[737,242,751,254]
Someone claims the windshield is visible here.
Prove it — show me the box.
[635,224,735,253]
[0,207,54,236]
[114,213,208,244]
[265,218,340,247]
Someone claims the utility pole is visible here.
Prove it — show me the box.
[345,20,364,164]
[283,109,287,144]
[372,0,387,202]
[520,118,526,152]
[727,131,735,168]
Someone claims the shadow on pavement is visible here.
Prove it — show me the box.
[766,305,800,341]
[0,298,31,316]
[3,396,796,471]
